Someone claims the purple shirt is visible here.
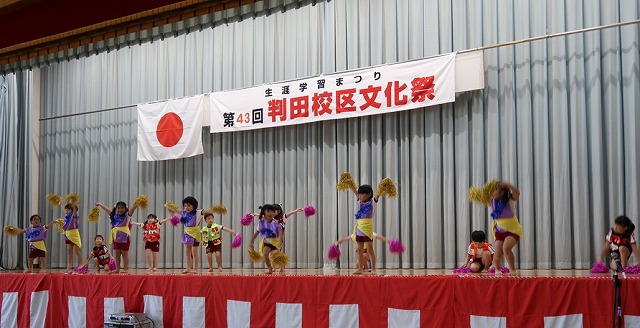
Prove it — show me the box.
[257,219,282,240]
[63,213,78,231]
[26,226,47,243]
[490,199,514,218]
[355,199,375,236]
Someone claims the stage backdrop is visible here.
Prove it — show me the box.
[1,0,640,271]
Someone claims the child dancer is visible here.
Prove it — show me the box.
[461,230,495,273]
[172,196,212,274]
[6,215,55,273]
[598,215,640,269]
[95,201,138,273]
[249,204,282,274]
[131,214,170,271]
[61,203,83,272]
[349,184,380,274]
[202,213,238,272]
[81,235,115,273]
[490,181,522,274]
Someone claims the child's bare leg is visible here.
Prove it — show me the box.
[367,242,376,273]
[66,244,73,270]
[145,249,153,270]
[215,252,223,272]
[354,242,364,274]
[502,236,518,272]
[40,257,47,273]
[183,245,192,273]
[122,250,129,272]
[470,262,482,273]
[207,252,214,272]
[73,245,82,268]
[25,258,34,273]
[152,252,158,271]
[192,246,199,272]
[620,246,631,267]
[492,240,504,272]
[114,250,122,273]
[93,258,100,272]
[263,248,273,274]
[482,253,492,272]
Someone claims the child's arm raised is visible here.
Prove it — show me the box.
[128,203,138,217]
[44,220,56,230]
[158,217,172,225]
[130,221,143,227]
[95,202,112,215]
[7,226,26,234]
[284,208,304,220]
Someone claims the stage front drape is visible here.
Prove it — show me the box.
[1,0,640,270]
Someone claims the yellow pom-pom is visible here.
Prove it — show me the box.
[468,180,499,206]
[210,204,227,215]
[337,172,357,191]
[3,226,20,236]
[64,193,80,207]
[270,250,289,267]
[376,177,398,198]
[87,207,100,222]
[54,218,64,234]
[165,201,179,214]
[134,194,149,210]
[46,194,61,208]
[248,247,262,263]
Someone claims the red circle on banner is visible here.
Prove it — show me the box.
[156,112,183,147]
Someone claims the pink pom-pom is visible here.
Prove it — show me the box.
[388,239,405,254]
[240,213,254,226]
[73,265,89,274]
[589,261,609,273]
[231,234,242,248]
[108,260,116,271]
[327,244,341,261]
[453,266,472,274]
[488,267,510,274]
[170,215,180,226]
[624,265,640,274]
[303,205,316,217]
[488,267,495,274]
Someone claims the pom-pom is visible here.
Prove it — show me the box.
[231,234,242,248]
[327,244,341,261]
[469,180,499,206]
[170,215,180,226]
[165,201,179,214]
[303,205,316,218]
[388,239,405,254]
[54,218,64,234]
[488,267,510,274]
[3,226,20,236]
[453,266,472,274]
[73,265,89,274]
[589,261,609,273]
[337,172,357,191]
[210,204,227,215]
[270,251,289,267]
[46,194,62,208]
[87,207,100,222]
[248,247,262,263]
[624,265,640,274]
[133,194,149,210]
[64,193,80,207]
[108,260,117,271]
[241,213,254,226]
[376,177,398,198]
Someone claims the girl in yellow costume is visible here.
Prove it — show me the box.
[173,196,212,274]
[5,215,56,273]
[95,200,139,273]
[249,204,282,274]
[490,181,523,273]
[61,203,83,272]
[349,184,380,275]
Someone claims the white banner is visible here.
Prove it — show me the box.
[209,53,456,133]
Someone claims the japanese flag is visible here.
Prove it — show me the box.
[137,95,204,161]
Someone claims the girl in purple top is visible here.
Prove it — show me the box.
[96,200,138,273]
[250,204,282,274]
[6,215,55,273]
[176,196,213,274]
[62,203,83,272]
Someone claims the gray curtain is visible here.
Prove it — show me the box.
[2,0,640,270]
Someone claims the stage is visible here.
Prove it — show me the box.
[1,269,639,328]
